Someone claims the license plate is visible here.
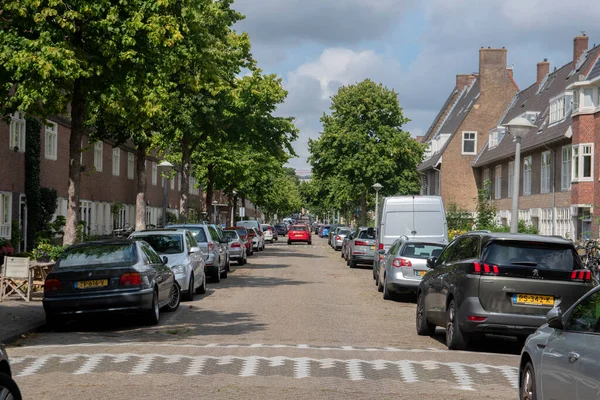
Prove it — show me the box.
[415,270,427,277]
[370,246,375,250]
[75,279,109,289]
[512,294,554,306]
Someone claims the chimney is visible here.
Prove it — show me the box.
[416,135,424,143]
[479,48,508,89]
[574,33,589,64]
[456,74,477,91]
[537,59,550,86]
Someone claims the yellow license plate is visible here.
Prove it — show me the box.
[513,294,554,306]
[415,270,427,277]
[75,279,108,289]
[371,246,375,250]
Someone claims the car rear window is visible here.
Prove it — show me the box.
[358,230,375,239]
[133,234,183,254]
[235,228,247,237]
[59,243,137,268]
[401,243,446,259]
[483,241,580,271]
[223,230,238,240]
[291,226,307,231]
[339,229,350,235]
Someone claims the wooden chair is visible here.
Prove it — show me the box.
[0,256,32,302]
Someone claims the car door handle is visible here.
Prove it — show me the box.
[568,352,580,363]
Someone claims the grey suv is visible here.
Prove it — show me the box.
[168,224,230,282]
[416,232,593,350]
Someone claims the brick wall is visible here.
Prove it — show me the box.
[0,118,26,194]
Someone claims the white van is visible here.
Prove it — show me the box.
[374,196,448,254]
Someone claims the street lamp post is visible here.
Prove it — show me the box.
[158,161,173,227]
[372,183,383,228]
[503,117,536,233]
[231,190,237,225]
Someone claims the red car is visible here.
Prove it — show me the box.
[287,225,312,245]
[226,226,253,256]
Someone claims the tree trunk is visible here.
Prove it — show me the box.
[179,133,190,223]
[232,194,238,224]
[205,164,214,223]
[360,190,367,227]
[135,143,147,231]
[63,79,85,245]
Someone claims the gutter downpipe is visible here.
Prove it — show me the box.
[433,164,441,196]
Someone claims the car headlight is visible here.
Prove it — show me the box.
[171,265,186,274]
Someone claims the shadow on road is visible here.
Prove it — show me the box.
[257,252,324,259]
[429,329,523,356]
[237,263,291,270]
[215,274,308,289]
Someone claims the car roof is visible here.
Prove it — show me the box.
[132,228,186,235]
[69,239,135,248]
[462,232,573,245]
[401,240,446,245]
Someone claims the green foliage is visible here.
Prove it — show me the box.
[490,220,539,234]
[25,117,41,249]
[474,186,496,230]
[40,188,58,229]
[31,243,64,261]
[446,203,473,231]
[10,220,22,251]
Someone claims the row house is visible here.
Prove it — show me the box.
[472,34,600,240]
[418,47,519,211]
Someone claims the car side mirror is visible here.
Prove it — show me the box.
[189,246,200,254]
[378,249,386,255]
[426,257,437,269]
[546,307,564,330]
[162,256,169,264]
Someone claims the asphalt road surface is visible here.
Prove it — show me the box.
[8,236,522,399]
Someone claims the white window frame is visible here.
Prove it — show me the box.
[0,192,12,239]
[152,162,158,186]
[583,88,594,108]
[44,120,58,160]
[541,151,551,193]
[549,96,567,124]
[573,89,580,111]
[483,168,491,191]
[561,146,571,191]
[94,142,103,172]
[508,161,514,198]
[462,131,477,155]
[523,156,532,196]
[9,111,26,152]
[127,152,134,180]
[572,143,594,182]
[494,165,502,199]
[112,147,120,176]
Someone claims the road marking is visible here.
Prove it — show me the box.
[12,353,519,390]
[14,342,518,358]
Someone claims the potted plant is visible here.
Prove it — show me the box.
[31,243,64,262]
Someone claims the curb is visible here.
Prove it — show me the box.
[1,321,46,345]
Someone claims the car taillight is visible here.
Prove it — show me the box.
[467,316,486,322]
[570,269,592,281]
[208,242,215,251]
[120,272,142,287]
[355,240,368,246]
[379,243,384,250]
[336,236,341,240]
[44,279,63,293]
[392,258,412,267]
[232,242,241,248]
[473,262,499,275]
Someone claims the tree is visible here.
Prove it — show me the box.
[309,79,425,225]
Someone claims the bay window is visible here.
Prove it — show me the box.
[572,143,594,182]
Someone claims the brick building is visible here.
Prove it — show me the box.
[473,34,600,239]
[418,48,519,211]
[1,115,262,249]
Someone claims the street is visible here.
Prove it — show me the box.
[8,236,521,399]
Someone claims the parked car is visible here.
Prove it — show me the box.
[320,225,331,238]
[314,223,323,234]
[261,224,274,243]
[0,344,22,400]
[223,229,247,265]
[333,228,351,251]
[287,225,312,245]
[347,228,376,268]
[228,226,253,256]
[327,224,340,246]
[271,225,279,241]
[247,228,260,251]
[275,223,288,237]
[519,286,600,400]
[167,223,230,282]
[43,240,180,327]
[129,229,207,301]
[341,230,356,261]
[237,220,265,251]
[376,240,446,300]
[416,232,593,350]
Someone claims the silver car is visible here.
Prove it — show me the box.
[519,286,600,400]
[223,230,247,266]
[334,228,351,251]
[0,344,22,399]
[129,229,207,301]
[347,228,376,268]
[376,240,446,300]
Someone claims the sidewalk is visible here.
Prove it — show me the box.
[0,297,46,343]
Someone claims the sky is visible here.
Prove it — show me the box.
[233,0,600,173]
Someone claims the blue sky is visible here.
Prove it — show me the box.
[233,0,600,171]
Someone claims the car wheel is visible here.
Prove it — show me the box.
[221,268,228,279]
[382,275,393,300]
[308,241,312,245]
[163,283,181,312]
[288,241,292,245]
[145,289,160,325]
[182,275,194,301]
[213,267,221,283]
[520,361,537,400]
[238,256,245,266]
[377,274,383,292]
[446,299,470,350]
[0,372,22,400]
[346,257,350,266]
[349,257,356,268]
[196,274,207,294]
[416,291,436,336]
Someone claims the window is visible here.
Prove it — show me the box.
[0,192,11,238]
[9,111,26,152]
[448,236,480,262]
[462,131,477,154]
[127,152,134,180]
[541,151,551,193]
[565,291,600,333]
[523,156,532,196]
[94,142,103,172]
[508,161,514,198]
[562,146,571,191]
[583,88,594,108]
[549,97,566,124]
[572,144,593,182]
[44,121,58,160]
[574,89,580,111]
[483,168,491,191]
[152,162,157,185]
[494,165,502,199]
[112,147,120,176]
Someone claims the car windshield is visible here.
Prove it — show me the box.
[291,226,307,231]
[223,231,238,240]
[235,228,247,237]
[133,234,183,254]
[58,243,137,268]
[483,241,579,271]
[401,243,446,259]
